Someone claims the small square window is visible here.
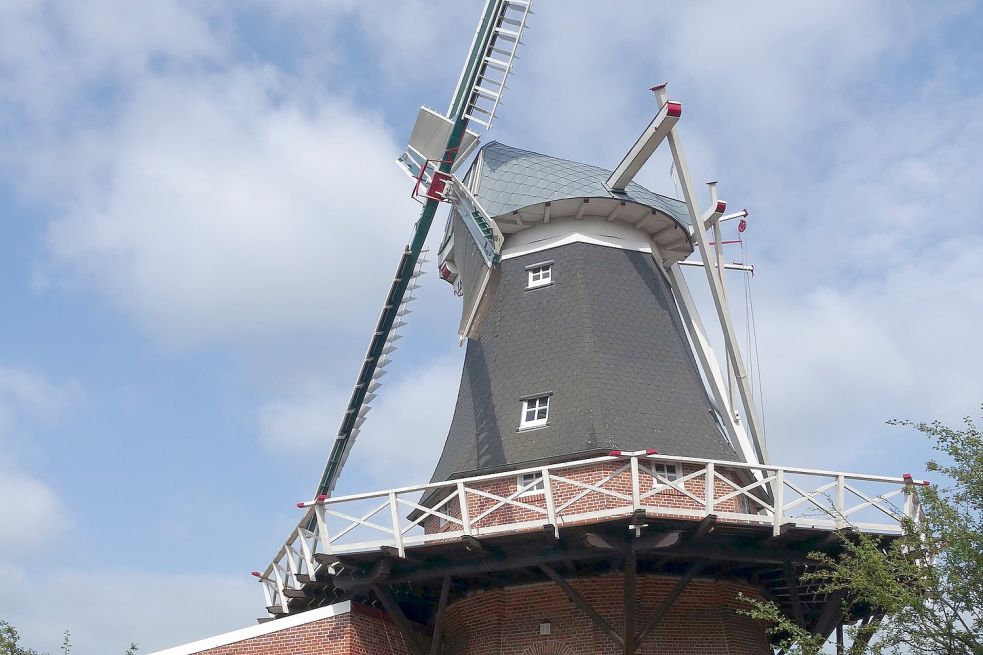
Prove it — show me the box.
[518,472,545,496]
[520,395,550,429]
[649,462,679,488]
[527,264,552,289]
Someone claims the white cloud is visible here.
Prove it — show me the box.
[0,470,65,557]
[0,366,76,558]
[0,564,257,655]
[36,67,415,346]
[259,354,463,492]
[0,0,222,125]
[0,365,78,431]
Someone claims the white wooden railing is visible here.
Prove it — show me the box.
[254,450,927,613]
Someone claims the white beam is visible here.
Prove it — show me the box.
[574,198,590,220]
[705,208,748,230]
[662,89,770,466]
[666,264,758,467]
[606,98,682,192]
[606,200,626,222]
[678,260,753,273]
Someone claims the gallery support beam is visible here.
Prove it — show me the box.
[373,584,429,655]
[633,562,704,651]
[540,565,625,649]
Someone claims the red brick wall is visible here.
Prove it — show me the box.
[191,613,351,655]
[423,460,757,535]
[186,604,415,655]
[441,573,770,655]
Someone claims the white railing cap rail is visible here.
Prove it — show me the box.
[295,450,929,508]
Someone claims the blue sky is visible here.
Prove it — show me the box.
[1,1,982,653]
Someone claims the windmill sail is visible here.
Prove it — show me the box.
[312,0,534,498]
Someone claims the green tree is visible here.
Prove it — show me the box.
[0,622,136,655]
[0,621,39,655]
[742,410,983,654]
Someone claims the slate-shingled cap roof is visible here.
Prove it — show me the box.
[470,141,692,228]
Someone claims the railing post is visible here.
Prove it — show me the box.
[271,561,290,613]
[457,481,473,536]
[314,504,332,555]
[283,543,301,589]
[835,474,846,529]
[705,461,715,516]
[630,455,641,511]
[297,525,317,579]
[773,468,784,536]
[542,466,558,532]
[388,491,405,558]
[260,574,274,608]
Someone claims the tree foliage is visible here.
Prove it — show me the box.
[0,622,137,655]
[742,409,983,655]
[0,621,39,655]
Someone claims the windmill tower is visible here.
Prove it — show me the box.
[149,3,928,655]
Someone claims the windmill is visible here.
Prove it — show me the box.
[240,3,928,655]
[314,0,533,499]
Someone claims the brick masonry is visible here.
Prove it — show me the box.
[442,574,770,655]
[155,604,416,655]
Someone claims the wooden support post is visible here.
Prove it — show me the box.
[849,613,884,655]
[583,532,625,550]
[811,590,845,639]
[430,576,451,655]
[691,514,717,540]
[373,584,428,655]
[540,565,624,649]
[461,535,487,556]
[634,562,703,650]
[624,552,637,655]
[784,561,806,628]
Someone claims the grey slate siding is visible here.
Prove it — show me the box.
[471,142,692,228]
[429,241,738,483]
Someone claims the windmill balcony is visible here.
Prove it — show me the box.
[258,450,926,618]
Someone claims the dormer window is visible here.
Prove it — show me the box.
[526,263,552,289]
[520,395,550,429]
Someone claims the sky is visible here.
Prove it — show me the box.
[1,1,982,653]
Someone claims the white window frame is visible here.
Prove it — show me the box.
[526,263,553,289]
[520,395,550,429]
[648,461,680,488]
[517,471,545,497]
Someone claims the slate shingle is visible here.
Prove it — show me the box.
[429,242,739,483]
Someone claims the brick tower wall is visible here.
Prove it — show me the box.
[150,603,416,655]
[442,574,770,655]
